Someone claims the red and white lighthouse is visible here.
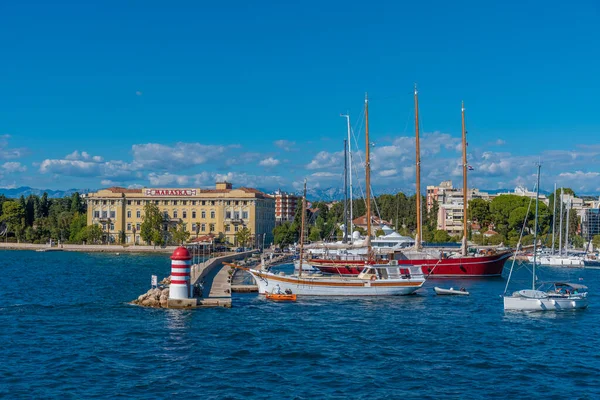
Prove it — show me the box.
[169,247,192,299]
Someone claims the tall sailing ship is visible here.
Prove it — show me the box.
[228,94,427,296]
[309,88,511,277]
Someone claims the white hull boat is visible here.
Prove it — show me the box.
[503,165,589,312]
[504,287,588,311]
[293,259,321,273]
[527,255,583,267]
[229,263,426,296]
[434,287,469,296]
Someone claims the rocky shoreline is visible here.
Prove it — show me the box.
[131,277,172,308]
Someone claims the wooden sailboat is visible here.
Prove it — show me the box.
[226,94,427,296]
[392,95,512,277]
[503,164,588,311]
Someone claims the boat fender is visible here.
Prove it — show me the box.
[370,275,376,281]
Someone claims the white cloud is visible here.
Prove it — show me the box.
[259,157,280,167]
[2,162,27,173]
[558,171,600,179]
[378,169,397,177]
[274,140,296,151]
[306,150,343,170]
[0,134,27,160]
[495,139,506,145]
[131,142,231,171]
[148,173,190,186]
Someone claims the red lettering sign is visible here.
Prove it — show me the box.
[145,189,197,196]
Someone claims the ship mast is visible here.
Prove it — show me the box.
[461,101,468,256]
[532,163,541,290]
[341,113,353,242]
[298,179,307,277]
[414,84,422,250]
[343,138,348,243]
[365,93,372,255]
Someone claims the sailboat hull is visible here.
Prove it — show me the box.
[312,251,511,277]
[246,269,424,296]
[503,295,588,311]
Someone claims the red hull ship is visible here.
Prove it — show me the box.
[309,250,512,278]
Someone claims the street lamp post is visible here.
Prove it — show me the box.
[132,226,136,246]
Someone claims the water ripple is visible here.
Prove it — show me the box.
[1,251,599,399]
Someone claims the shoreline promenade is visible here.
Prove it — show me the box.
[0,242,179,254]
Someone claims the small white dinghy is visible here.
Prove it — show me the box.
[434,287,470,296]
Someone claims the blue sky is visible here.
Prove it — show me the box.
[1,0,599,195]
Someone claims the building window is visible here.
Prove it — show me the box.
[192,211,196,219]
[136,210,141,218]
[127,223,131,231]
[110,211,115,219]
[137,200,141,205]
[110,200,114,205]
[173,210,178,218]
[102,211,107,218]
[102,223,106,230]
[242,211,248,219]
[94,211,100,218]
[209,223,215,232]
[210,211,215,219]
[182,211,187,218]
[226,201,231,205]
[210,201,215,206]
[234,211,240,219]
[163,211,169,218]
[173,200,178,205]
[127,210,131,218]
[192,201,196,205]
[235,225,239,232]
[110,223,114,230]
[163,200,169,205]
[154,200,159,205]
[192,223,197,232]
[103,200,107,205]
[201,223,206,232]
[201,211,206,218]
[136,223,140,231]
[127,200,131,205]
[226,211,231,219]
[225,225,230,232]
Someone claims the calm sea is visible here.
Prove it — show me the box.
[1,250,599,399]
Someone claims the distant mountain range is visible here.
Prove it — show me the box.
[0,186,92,199]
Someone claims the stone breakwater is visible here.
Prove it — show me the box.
[130,277,171,308]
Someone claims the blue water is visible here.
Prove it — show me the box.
[1,251,599,399]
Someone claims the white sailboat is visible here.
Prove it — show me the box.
[227,94,427,296]
[503,164,588,311]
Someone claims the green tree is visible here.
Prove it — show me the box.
[169,221,190,245]
[1,201,25,242]
[235,227,252,248]
[70,192,85,214]
[308,226,321,242]
[69,213,87,243]
[83,225,104,244]
[468,198,491,226]
[273,222,296,246]
[432,229,451,243]
[571,235,584,249]
[140,203,164,246]
[592,235,600,249]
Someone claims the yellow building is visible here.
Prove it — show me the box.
[86,182,275,247]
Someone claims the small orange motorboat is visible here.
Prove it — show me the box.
[265,292,297,301]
